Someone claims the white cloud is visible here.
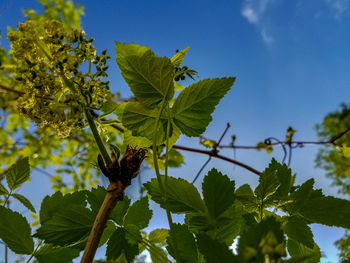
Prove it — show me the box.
[325,0,350,18]
[241,0,276,44]
[242,6,259,23]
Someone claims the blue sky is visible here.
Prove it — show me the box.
[1,0,350,262]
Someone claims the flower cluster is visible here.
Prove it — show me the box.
[7,20,111,137]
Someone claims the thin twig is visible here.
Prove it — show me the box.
[192,156,212,183]
[173,145,261,176]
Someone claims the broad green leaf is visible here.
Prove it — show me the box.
[167,149,184,168]
[12,193,36,213]
[86,186,106,216]
[287,239,321,263]
[286,179,315,214]
[115,42,175,107]
[110,195,131,226]
[299,196,350,228]
[34,205,93,246]
[6,157,30,190]
[144,176,206,213]
[34,244,80,263]
[235,184,258,212]
[255,163,280,200]
[118,101,168,141]
[166,223,198,263]
[124,197,153,229]
[149,228,168,244]
[170,46,190,68]
[106,228,139,262]
[0,206,34,254]
[123,129,152,148]
[202,168,235,218]
[0,183,9,195]
[99,221,117,247]
[197,234,238,263]
[39,191,87,224]
[149,245,169,263]
[124,224,142,245]
[187,204,244,245]
[99,99,119,119]
[172,77,235,136]
[283,216,314,249]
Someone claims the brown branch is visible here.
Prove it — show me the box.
[172,144,261,176]
[80,180,125,263]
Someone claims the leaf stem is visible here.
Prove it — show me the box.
[2,191,12,207]
[84,108,112,166]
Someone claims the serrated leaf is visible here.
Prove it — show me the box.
[149,228,168,244]
[287,239,321,263]
[106,228,139,262]
[115,42,175,107]
[149,245,169,263]
[6,157,30,190]
[172,77,235,136]
[283,216,314,249]
[12,193,36,213]
[144,176,206,213]
[0,206,34,254]
[171,47,190,68]
[299,196,350,228]
[202,168,235,218]
[118,101,168,142]
[99,99,119,119]
[124,197,152,229]
[0,183,9,195]
[34,205,93,246]
[166,223,198,263]
[197,234,238,263]
[39,191,87,224]
[34,244,80,263]
[110,195,131,226]
[286,179,315,214]
[255,163,280,201]
[236,184,258,212]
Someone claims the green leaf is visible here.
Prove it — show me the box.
[286,179,315,213]
[99,99,119,119]
[115,42,175,107]
[202,168,235,218]
[166,223,198,263]
[0,206,34,254]
[12,193,36,213]
[118,101,168,141]
[167,149,184,168]
[172,77,235,136]
[171,47,190,68]
[144,176,206,213]
[6,157,30,190]
[283,216,314,249]
[39,191,87,224]
[110,195,131,226]
[149,245,169,263]
[106,228,139,262]
[299,196,350,228]
[197,234,238,263]
[124,197,153,229]
[149,228,168,244]
[255,163,280,201]
[0,183,9,195]
[34,205,93,246]
[34,244,80,263]
[287,239,321,263]
[235,184,258,213]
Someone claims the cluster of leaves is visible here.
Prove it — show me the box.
[3,156,350,262]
